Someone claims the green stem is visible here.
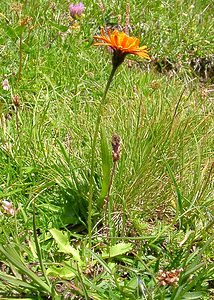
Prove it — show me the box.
[33,200,50,287]
[18,26,23,82]
[88,64,118,249]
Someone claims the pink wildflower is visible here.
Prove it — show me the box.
[2,200,15,216]
[69,2,84,18]
[2,79,10,91]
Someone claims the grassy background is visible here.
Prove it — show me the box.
[0,0,213,299]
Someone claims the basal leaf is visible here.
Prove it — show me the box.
[49,228,81,263]
[102,243,133,259]
[47,265,75,280]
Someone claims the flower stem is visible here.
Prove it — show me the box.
[33,200,50,287]
[17,26,23,82]
[105,160,116,204]
[88,64,118,249]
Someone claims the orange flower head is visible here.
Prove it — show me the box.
[94,28,150,67]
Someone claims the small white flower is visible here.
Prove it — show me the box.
[2,79,10,91]
[2,200,15,216]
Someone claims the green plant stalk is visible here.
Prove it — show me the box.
[105,160,117,244]
[87,64,118,249]
[18,26,23,82]
[33,200,51,288]
[104,160,117,212]
[108,193,115,245]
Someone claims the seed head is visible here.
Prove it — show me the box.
[12,95,21,108]
[157,268,183,286]
[111,134,121,162]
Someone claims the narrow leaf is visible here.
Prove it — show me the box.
[0,244,51,293]
[98,126,111,208]
[165,162,183,223]
[0,271,38,291]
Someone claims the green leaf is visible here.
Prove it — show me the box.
[0,270,38,291]
[0,188,23,197]
[2,24,20,39]
[37,203,61,212]
[88,249,113,274]
[48,22,68,32]
[98,126,111,208]
[165,161,183,225]
[182,291,205,299]
[102,243,133,259]
[183,262,204,278]
[49,228,81,263]
[0,244,51,294]
[46,265,75,280]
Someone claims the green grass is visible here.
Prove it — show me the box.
[0,0,213,299]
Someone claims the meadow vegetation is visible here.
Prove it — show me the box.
[0,0,213,299]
